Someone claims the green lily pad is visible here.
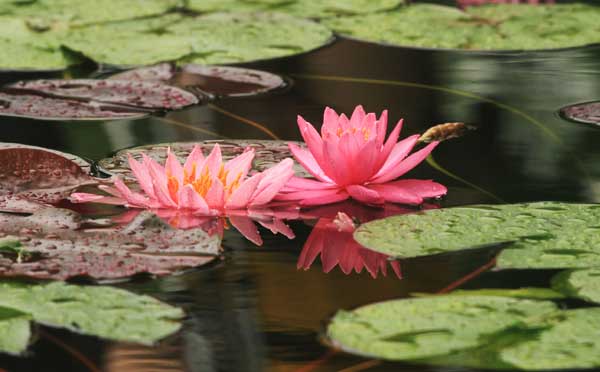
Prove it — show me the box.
[325,3,600,51]
[0,281,183,347]
[355,202,600,269]
[428,288,565,300]
[0,307,30,355]
[62,12,332,67]
[186,0,403,19]
[551,269,600,304]
[3,0,180,28]
[0,16,74,71]
[327,294,558,361]
[499,309,600,370]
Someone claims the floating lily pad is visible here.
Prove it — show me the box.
[109,63,286,98]
[0,280,183,354]
[355,202,600,269]
[551,269,600,304]
[0,208,220,280]
[97,140,311,180]
[0,307,30,355]
[3,0,180,28]
[186,0,403,19]
[0,79,198,120]
[427,288,565,300]
[327,294,558,361]
[0,143,93,209]
[325,3,600,51]
[560,101,600,126]
[499,309,600,370]
[0,16,74,71]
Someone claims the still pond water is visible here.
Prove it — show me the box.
[2,8,600,372]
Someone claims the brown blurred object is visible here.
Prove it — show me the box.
[418,122,475,143]
[104,343,185,372]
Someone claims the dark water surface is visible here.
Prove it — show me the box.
[2,23,600,372]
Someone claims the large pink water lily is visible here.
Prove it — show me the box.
[71,144,295,214]
[277,105,447,206]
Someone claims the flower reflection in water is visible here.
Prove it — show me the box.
[296,202,436,279]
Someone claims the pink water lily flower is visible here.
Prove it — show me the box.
[71,144,295,214]
[277,105,447,206]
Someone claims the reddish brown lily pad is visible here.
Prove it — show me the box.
[0,208,220,281]
[560,101,600,126]
[109,63,286,98]
[0,79,199,120]
[97,140,311,180]
[0,143,95,211]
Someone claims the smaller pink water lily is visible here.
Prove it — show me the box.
[277,105,447,206]
[71,144,295,215]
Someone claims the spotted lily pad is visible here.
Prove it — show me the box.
[560,101,600,126]
[0,208,220,280]
[97,140,311,180]
[327,294,558,361]
[62,12,332,66]
[186,0,403,19]
[7,0,180,28]
[551,269,600,304]
[499,309,600,370]
[325,3,600,51]
[354,202,600,269]
[0,143,93,211]
[0,280,183,355]
[0,79,198,120]
[0,16,74,71]
[109,63,286,98]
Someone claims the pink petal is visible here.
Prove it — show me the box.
[204,178,225,209]
[114,177,153,207]
[350,105,366,128]
[350,138,379,184]
[371,141,439,184]
[128,155,156,198]
[297,115,324,162]
[177,184,210,213]
[145,161,177,207]
[257,219,295,240]
[366,183,423,205]
[70,192,125,205]
[183,145,205,176]
[297,220,328,270]
[322,138,349,185]
[372,133,419,181]
[346,185,384,205]
[250,159,294,206]
[288,143,334,183]
[225,173,262,209]
[165,147,184,184]
[200,144,223,178]
[382,179,447,198]
[377,118,402,168]
[375,110,389,148]
[321,107,340,137]
[300,189,350,206]
[229,216,262,246]
[281,176,337,192]
[224,149,254,184]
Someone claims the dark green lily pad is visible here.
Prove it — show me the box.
[355,202,600,269]
[325,3,600,51]
[0,280,182,354]
[499,309,600,370]
[327,294,558,361]
[186,0,403,19]
[63,12,332,66]
[97,140,310,180]
[551,269,600,304]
